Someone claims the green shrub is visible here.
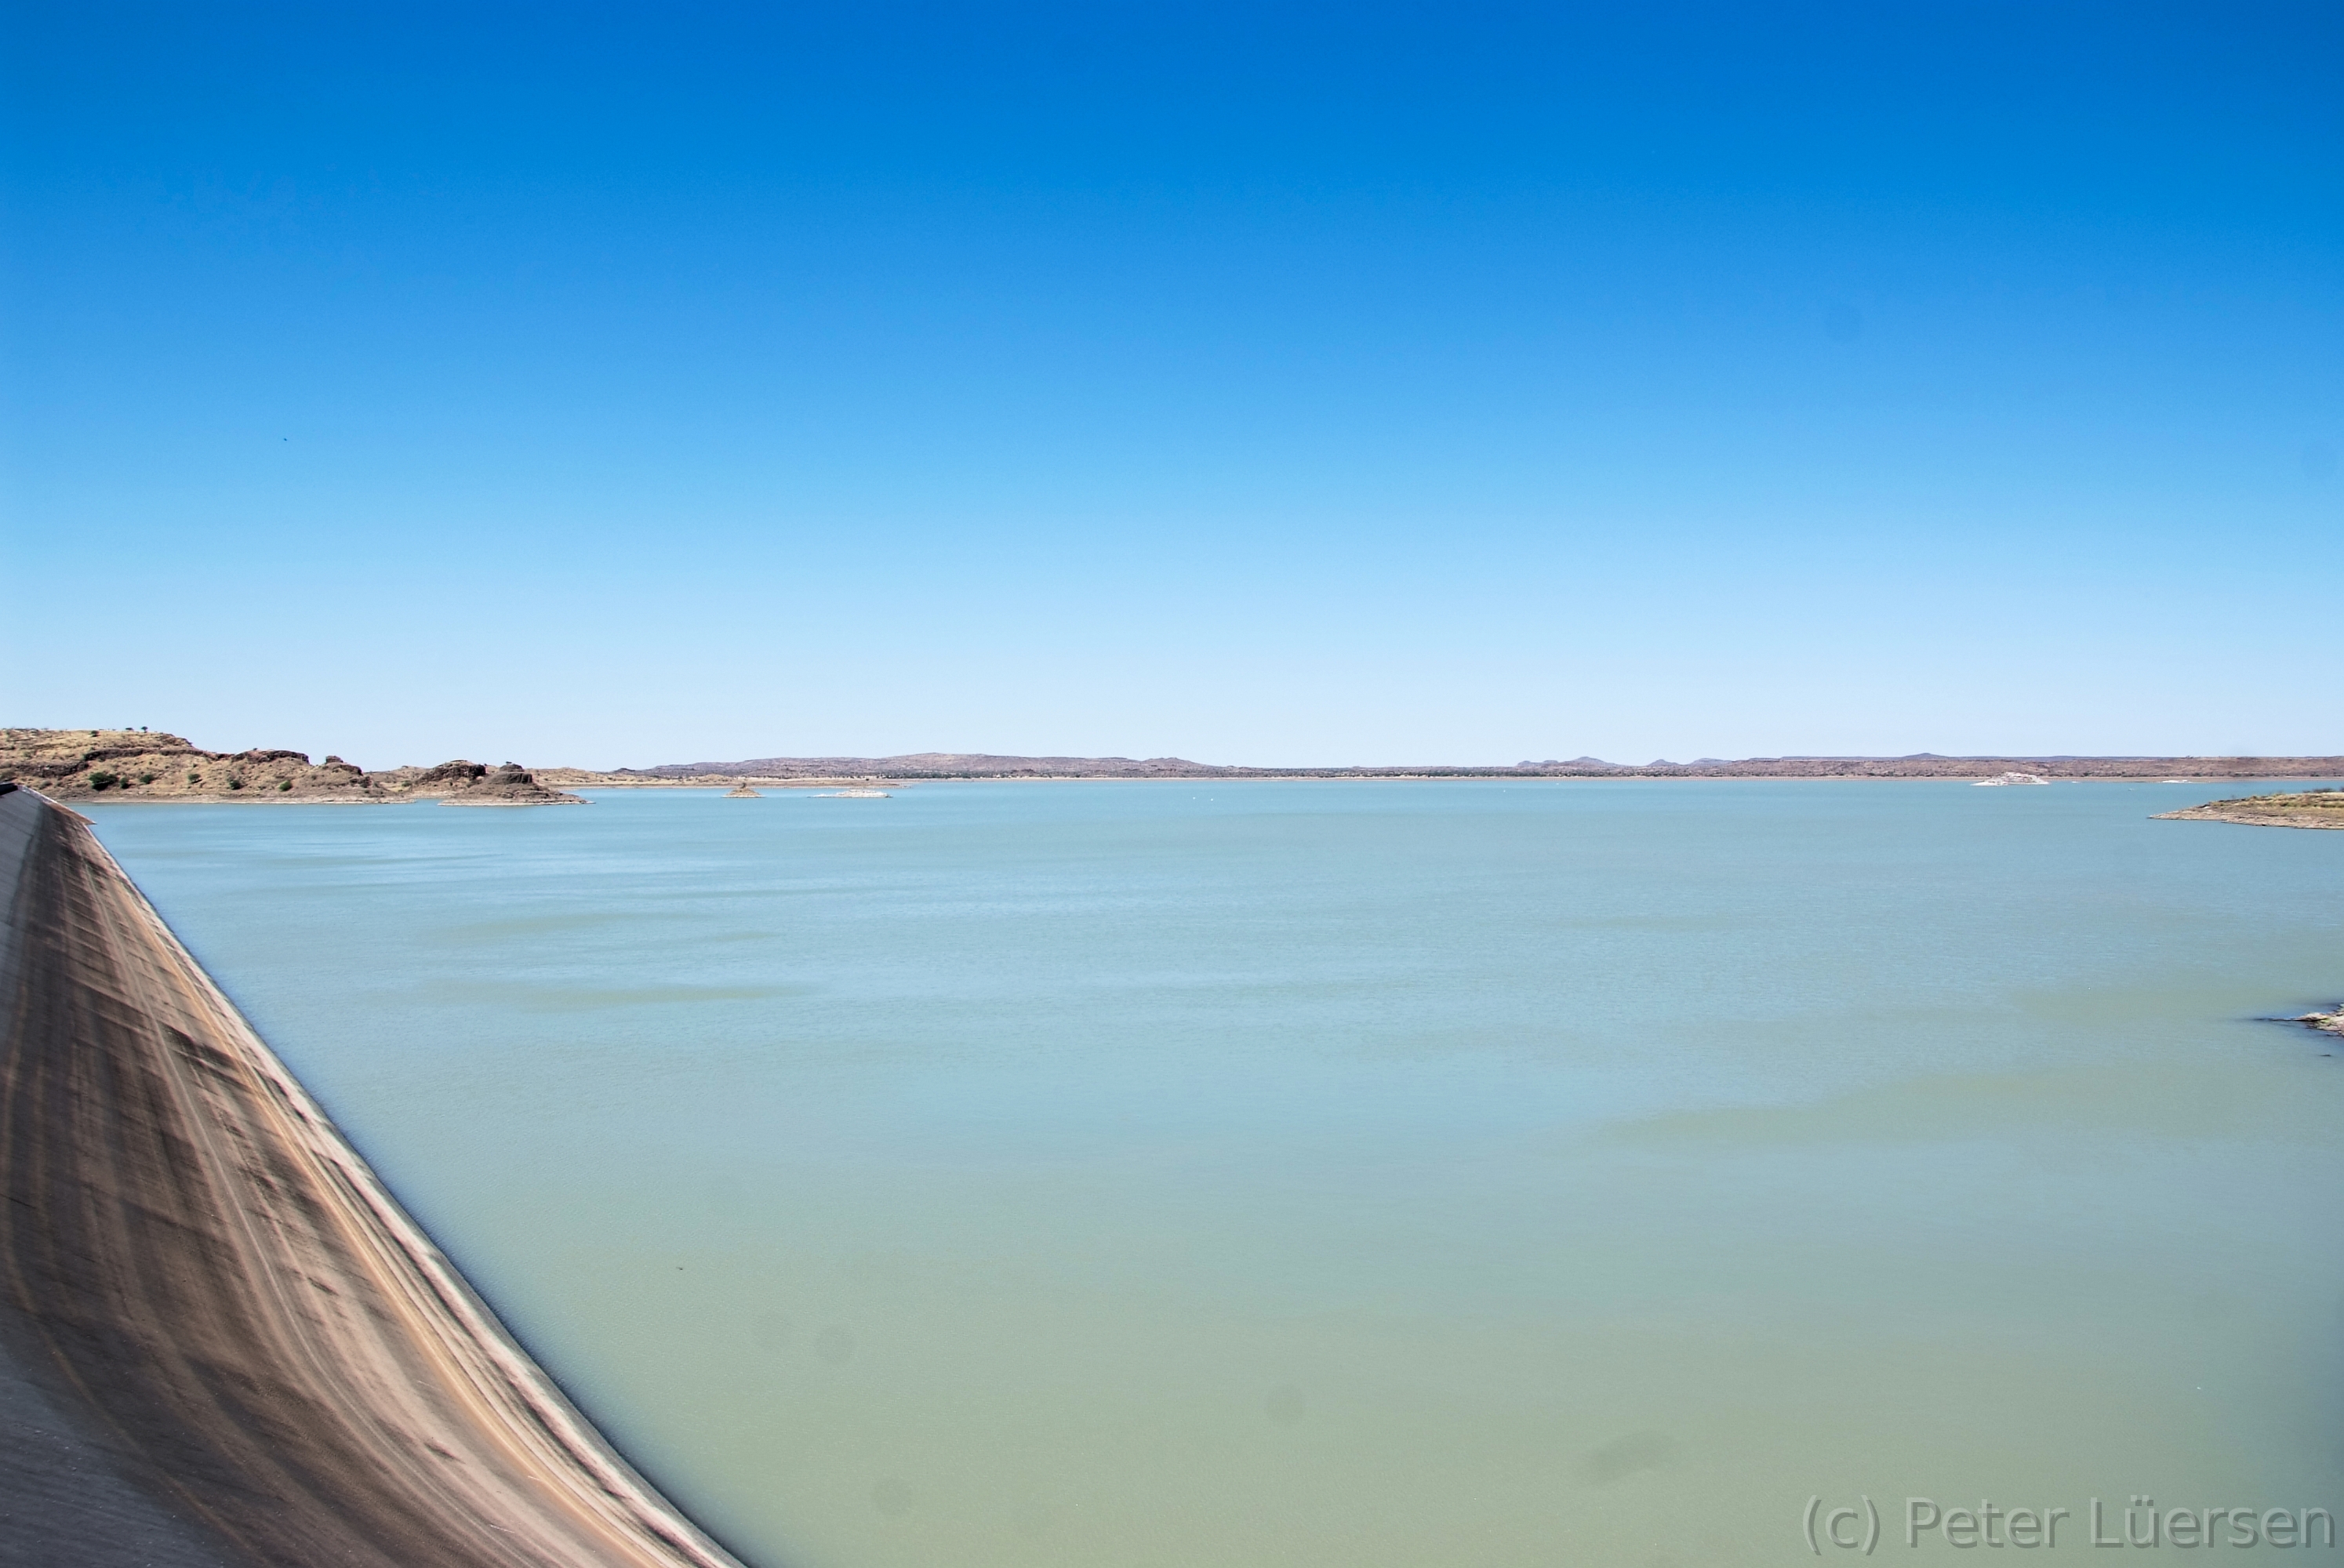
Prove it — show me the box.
[227,777,245,791]
[186,771,202,786]
[87,770,118,790]
[140,772,156,784]
[278,780,292,792]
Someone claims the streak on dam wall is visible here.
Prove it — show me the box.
[0,787,747,1568]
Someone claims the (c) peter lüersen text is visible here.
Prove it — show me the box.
[1803,1495,2336,1552]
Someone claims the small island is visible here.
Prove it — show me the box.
[2153,789,2344,830]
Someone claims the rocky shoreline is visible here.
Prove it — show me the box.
[2152,789,2344,830]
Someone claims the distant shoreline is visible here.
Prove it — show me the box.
[544,773,2344,787]
[61,773,2344,801]
[546,762,2344,788]
[13,731,2343,802]
[565,750,2344,786]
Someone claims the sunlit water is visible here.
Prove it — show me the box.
[85,781,2344,1565]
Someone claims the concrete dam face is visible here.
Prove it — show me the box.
[0,786,746,1568]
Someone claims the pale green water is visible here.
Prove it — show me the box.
[86,781,2344,1565]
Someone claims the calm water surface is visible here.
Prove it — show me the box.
[86,782,2344,1565]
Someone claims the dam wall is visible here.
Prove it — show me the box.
[0,786,747,1568]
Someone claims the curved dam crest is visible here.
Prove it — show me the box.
[0,786,748,1568]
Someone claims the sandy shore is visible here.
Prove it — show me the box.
[0,786,746,1567]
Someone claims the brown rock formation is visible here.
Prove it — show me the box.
[0,735,584,807]
[0,729,385,801]
[431,763,587,807]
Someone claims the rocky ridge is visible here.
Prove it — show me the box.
[0,731,583,806]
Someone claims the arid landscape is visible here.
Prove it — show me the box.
[13,13,2340,1568]
[9,728,2343,800]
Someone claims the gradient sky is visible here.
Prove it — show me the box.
[4,2,2338,768]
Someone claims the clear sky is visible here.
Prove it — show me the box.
[4,2,2338,769]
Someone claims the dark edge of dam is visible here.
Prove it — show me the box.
[0,785,752,1568]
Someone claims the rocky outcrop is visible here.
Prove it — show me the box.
[2,735,583,807]
[402,760,494,793]
[395,761,587,808]
[2153,789,2344,829]
[0,729,386,801]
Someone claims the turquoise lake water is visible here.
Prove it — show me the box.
[85,781,2344,1565]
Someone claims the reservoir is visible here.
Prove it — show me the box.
[84,780,2344,1566]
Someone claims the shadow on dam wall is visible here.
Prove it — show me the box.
[0,786,750,1568]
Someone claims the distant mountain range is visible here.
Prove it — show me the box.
[608,751,2344,782]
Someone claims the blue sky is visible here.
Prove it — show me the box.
[3,2,2338,768]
